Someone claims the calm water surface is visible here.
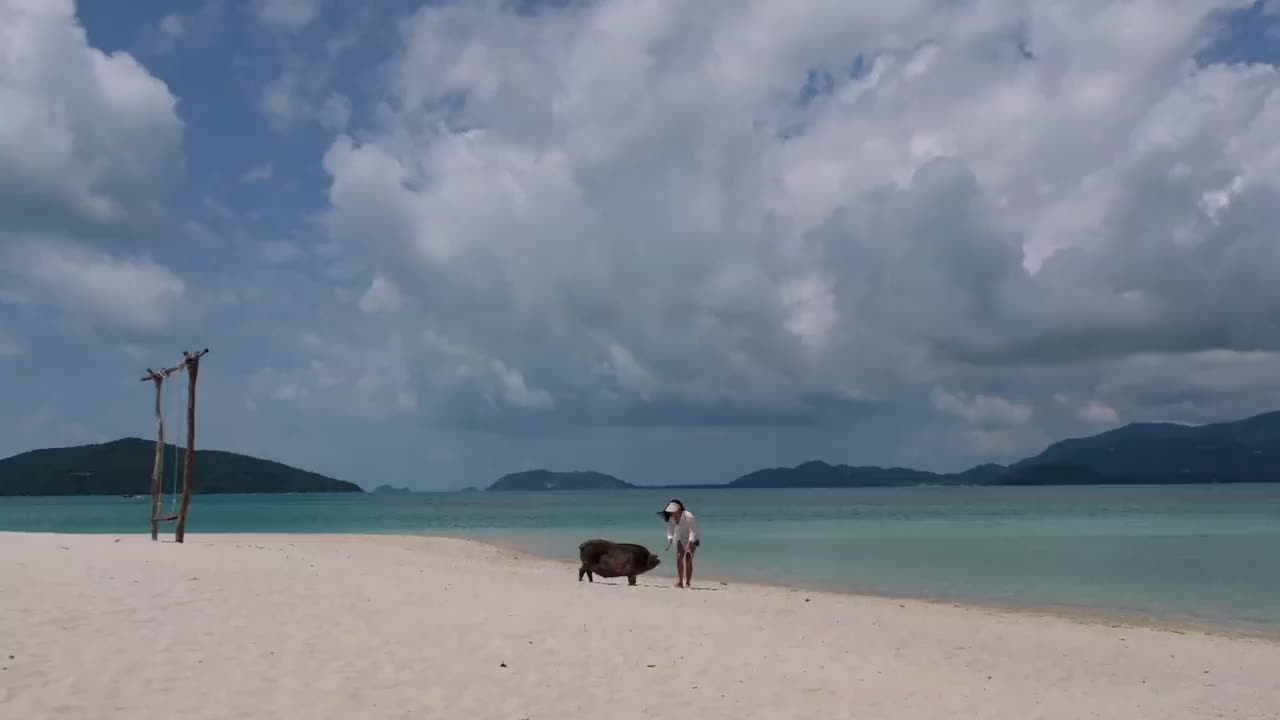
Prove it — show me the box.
[2,486,1278,635]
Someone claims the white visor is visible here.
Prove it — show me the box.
[664,502,681,513]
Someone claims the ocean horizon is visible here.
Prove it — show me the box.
[3,484,1278,636]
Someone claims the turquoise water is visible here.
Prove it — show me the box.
[2,486,1278,635]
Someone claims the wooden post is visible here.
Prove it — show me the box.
[147,373,165,541]
[174,350,206,544]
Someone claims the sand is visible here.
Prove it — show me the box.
[1,532,1277,719]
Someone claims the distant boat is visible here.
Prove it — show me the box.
[122,494,136,499]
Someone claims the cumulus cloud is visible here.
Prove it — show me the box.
[159,13,185,43]
[153,0,224,53]
[932,388,1034,426]
[260,71,301,132]
[252,330,419,419]
[491,360,555,410]
[1077,401,1121,425]
[252,0,316,31]
[0,1,196,341]
[0,0,183,235]
[3,241,186,334]
[298,0,1280,442]
[358,275,403,315]
[259,60,350,133]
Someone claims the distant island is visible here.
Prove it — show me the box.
[8,411,1280,496]
[371,484,413,495]
[487,470,633,491]
[733,411,1280,487]
[482,411,1280,490]
[0,438,364,496]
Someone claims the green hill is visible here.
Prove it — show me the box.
[0,438,364,496]
[1004,411,1280,484]
[486,469,632,491]
[730,460,946,488]
[727,411,1280,488]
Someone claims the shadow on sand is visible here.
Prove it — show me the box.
[579,579,723,591]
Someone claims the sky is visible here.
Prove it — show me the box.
[2,0,1280,490]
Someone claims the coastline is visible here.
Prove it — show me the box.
[6,525,1276,641]
[440,531,1280,642]
[4,531,1278,719]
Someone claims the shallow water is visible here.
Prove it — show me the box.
[3,485,1278,634]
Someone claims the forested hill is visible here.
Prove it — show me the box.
[486,470,633,491]
[728,412,1280,487]
[0,438,364,496]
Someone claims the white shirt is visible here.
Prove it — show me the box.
[666,510,699,545]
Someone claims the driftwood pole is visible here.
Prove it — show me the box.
[146,373,166,541]
[174,350,206,544]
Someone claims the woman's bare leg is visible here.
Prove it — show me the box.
[683,546,694,588]
[675,548,686,588]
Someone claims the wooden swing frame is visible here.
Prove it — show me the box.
[140,349,208,543]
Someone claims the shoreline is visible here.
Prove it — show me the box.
[5,531,1278,719]
[420,531,1280,643]
[15,529,1280,643]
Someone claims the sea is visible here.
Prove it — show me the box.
[2,485,1278,637]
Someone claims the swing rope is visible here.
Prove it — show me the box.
[153,366,186,519]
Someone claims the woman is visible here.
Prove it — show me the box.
[659,499,699,588]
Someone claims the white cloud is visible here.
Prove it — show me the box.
[491,360,555,410]
[153,0,223,53]
[260,63,345,133]
[358,275,402,315]
[241,163,274,183]
[159,13,185,42]
[308,0,1280,433]
[1077,401,1120,425]
[0,0,183,232]
[251,331,419,420]
[260,72,298,132]
[6,241,186,334]
[253,0,316,31]
[932,388,1034,426]
[780,273,838,352]
[601,344,658,401]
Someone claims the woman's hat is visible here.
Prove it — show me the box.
[657,499,684,518]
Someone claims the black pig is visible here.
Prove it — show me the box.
[577,539,661,586]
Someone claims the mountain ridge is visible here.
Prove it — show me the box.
[737,412,1280,488]
[486,469,633,491]
[0,438,363,496]
[481,411,1280,490]
[7,411,1280,495]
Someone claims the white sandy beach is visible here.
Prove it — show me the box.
[2,532,1277,719]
